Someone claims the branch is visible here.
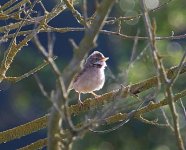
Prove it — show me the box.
[1,88,186,147]
[17,138,47,150]
[0,0,19,12]
[3,0,31,15]
[62,0,87,26]
[0,2,66,83]
[3,26,186,41]
[180,99,186,121]
[0,115,48,144]
[106,89,186,124]
[140,0,185,149]
[69,62,186,115]
[47,0,116,149]
[4,57,57,83]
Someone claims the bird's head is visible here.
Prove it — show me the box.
[85,51,109,68]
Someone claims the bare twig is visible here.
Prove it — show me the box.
[138,116,169,127]
[34,75,50,98]
[169,51,186,86]
[0,0,17,11]
[0,0,40,82]
[47,0,116,149]
[140,0,185,149]
[3,0,31,15]
[0,1,67,85]
[3,25,186,42]
[124,30,140,83]
[33,31,84,149]
[105,0,172,25]
[82,0,88,20]
[4,58,56,83]
[62,0,87,27]
[160,107,174,131]
[180,99,186,121]
[33,34,67,97]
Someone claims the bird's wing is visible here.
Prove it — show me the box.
[67,68,85,92]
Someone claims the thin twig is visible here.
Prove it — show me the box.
[138,116,169,127]
[34,75,49,98]
[169,50,186,86]
[62,0,87,27]
[3,26,186,41]
[4,58,56,83]
[180,99,186,121]
[47,0,116,149]
[140,0,185,149]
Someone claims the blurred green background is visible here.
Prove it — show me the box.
[0,0,186,149]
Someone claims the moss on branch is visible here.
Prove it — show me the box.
[0,63,185,144]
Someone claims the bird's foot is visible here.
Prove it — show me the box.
[91,92,100,99]
[78,99,84,108]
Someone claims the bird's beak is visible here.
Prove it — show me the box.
[100,57,109,62]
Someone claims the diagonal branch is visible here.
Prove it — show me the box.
[0,2,66,83]
[17,138,47,150]
[47,0,116,149]
[0,115,48,144]
[1,88,186,147]
[0,62,185,144]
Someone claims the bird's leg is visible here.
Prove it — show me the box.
[78,92,83,105]
[91,92,100,98]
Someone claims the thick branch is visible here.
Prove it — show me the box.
[1,88,186,149]
[0,63,185,144]
[0,115,48,144]
[106,89,186,124]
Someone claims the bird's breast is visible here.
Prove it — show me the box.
[73,68,105,93]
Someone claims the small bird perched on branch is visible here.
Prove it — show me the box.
[72,51,109,104]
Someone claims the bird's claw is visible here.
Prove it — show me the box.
[78,100,84,108]
[91,92,100,99]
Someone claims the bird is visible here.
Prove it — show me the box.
[72,51,109,104]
